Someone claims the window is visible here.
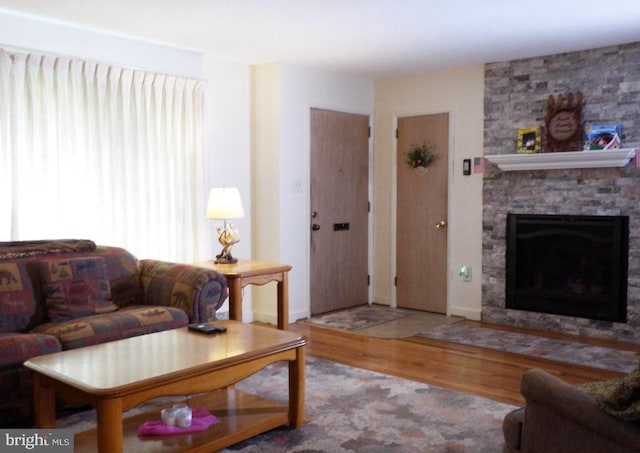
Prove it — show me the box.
[0,49,208,261]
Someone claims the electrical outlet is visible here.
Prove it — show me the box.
[459,265,472,282]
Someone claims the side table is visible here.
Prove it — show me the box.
[198,259,292,330]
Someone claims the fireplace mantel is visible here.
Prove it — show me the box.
[485,148,637,171]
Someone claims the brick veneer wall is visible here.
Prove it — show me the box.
[482,42,640,343]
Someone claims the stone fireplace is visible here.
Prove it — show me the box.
[482,42,640,343]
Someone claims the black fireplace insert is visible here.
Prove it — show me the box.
[506,213,629,322]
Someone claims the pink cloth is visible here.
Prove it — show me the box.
[138,408,220,436]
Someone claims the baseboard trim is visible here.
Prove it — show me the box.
[251,308,308,327]
[450,306,481,321]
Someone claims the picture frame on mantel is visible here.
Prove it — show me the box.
[516,127,541,153]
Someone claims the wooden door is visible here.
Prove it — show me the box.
[396,113,449,313]
[310,108,369,315]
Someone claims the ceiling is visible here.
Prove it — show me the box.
[2,0,640,79]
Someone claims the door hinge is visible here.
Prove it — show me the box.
[395,128,398,139]
[368,201,371,213]
[367,275,370,286]
[368,126,371,138]
[394,276,397,286]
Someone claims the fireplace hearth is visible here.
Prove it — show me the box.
[506,213,629,323]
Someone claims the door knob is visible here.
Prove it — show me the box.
[312,224,320,231]
[435,220,447,229]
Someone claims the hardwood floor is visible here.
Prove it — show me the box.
[288,319,638,406]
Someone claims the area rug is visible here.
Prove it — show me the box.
[417,323,640,373]
[304,305,463,338]
[57,357,516,452]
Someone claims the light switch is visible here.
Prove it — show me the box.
[291,179,303,193]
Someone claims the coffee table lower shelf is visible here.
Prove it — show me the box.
[73,388,290,453]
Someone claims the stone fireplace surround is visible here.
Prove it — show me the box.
[482,42,640,344]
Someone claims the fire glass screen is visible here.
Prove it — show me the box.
[506,213,629,322]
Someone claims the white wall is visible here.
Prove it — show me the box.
[202,54,252,317]
[251,63,374,324]
[251,63,483,324]
[0,10,202,77]
[202,55,252,251]
[373,66,485,320]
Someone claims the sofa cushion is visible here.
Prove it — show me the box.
[93,246,143,307]
[31,305,188,350]
[0,262,38,333]
[40,257,118,322]
[0,332,62,369]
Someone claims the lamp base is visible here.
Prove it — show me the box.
[214,222,240,265]
[214,253,238,264]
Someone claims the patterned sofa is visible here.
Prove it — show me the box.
[0,240,228,426]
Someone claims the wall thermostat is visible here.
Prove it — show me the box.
[463,159,471,175]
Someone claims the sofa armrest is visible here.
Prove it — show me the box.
[502,407,524,452]
[138,260,228,323]
[519,368,640,452]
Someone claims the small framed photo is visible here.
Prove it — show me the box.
[585,123,622,150]
[517,127,541,153]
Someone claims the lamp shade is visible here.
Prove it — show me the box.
[206,187,245,219]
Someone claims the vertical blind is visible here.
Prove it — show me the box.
[0,49,209,262]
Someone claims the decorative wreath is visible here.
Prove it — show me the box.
[406,142,436,168]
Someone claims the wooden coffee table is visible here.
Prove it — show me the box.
[24,321,307,453]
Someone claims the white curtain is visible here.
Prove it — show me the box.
[0,49,209,262]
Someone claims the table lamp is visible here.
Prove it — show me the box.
[206,187,245,264]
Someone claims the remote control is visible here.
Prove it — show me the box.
[188,323,228,334]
